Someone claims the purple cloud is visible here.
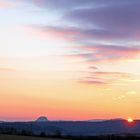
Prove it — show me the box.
[30,0,139,11]
[66,1,140,37]
[27,24,140,63]
[30,0,140,34]
[23,0,140,85]
[27,24,140,47]
[64,44,140,63]
[29,0,117,10]
[25,0,140,41]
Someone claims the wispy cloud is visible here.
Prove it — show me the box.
[27,25,140,62]
[25,24,140,86]
[65,0,140,39]
[79,70,133,85]
[23,0,140,86]
[29,0,140,40]
[79,79,107,85]
[63,45,140,63]
[94,71,130,78]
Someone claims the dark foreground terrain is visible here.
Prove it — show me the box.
[0,134,68,140]
[1,120,140,136]
[0,134,140,140]
[1,120,140,139]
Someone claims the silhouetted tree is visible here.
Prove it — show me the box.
[21,129,33,136]
[40,132,46,137]
[54,129,61,138]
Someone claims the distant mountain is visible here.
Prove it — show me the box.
[87,119,107,122]
[87,118,124,122]
[0,119,139,136]
[108,118,125,122]
[35,116,49,122]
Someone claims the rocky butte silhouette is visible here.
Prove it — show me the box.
[35,116,49,122]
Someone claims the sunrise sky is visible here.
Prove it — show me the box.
[0,0,140,121]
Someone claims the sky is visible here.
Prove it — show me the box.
[0,0,140,121]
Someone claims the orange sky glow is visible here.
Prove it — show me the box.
[0,0,140,121]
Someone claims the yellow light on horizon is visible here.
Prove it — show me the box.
[127,118,134,123]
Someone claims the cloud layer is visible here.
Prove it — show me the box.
[24,0,140,85]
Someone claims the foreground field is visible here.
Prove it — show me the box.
[0,135,68,140]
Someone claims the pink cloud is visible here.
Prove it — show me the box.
[94,71,130,78]
[78,71,133,85]
[25,25,85,42]
[71,45,140,63]
[23,25,140,87]
[0,1,16,9]
[25,25,140,63]
[79,79,107,85]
